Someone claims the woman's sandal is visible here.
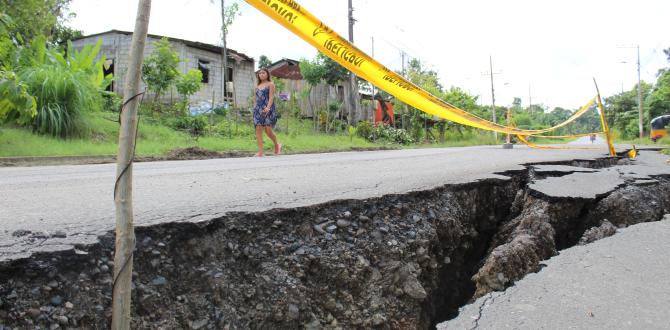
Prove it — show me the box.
[254,152,263,157]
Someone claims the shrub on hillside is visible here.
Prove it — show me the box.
[168,115,208,137]
[371,125,414,145]
[356,120,372,139]
[2,37,111,137]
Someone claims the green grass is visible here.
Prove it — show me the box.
[0,112,376,157]
[4,111,669,158]
[0,127,118,157]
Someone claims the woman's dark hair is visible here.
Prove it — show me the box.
[256,69,272,85]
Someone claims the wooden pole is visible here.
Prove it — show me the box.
[347,0,358,124]
[489,56,498,142]
[221,0,228,106]
[506,108,512,144]
[636,45,644,139]
[112,0,151,328]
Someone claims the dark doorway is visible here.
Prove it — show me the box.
[103,59,114,92]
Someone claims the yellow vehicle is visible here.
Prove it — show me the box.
[650,115,669,142]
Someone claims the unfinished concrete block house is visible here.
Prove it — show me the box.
[71,30,256,108]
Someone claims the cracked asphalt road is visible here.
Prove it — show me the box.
[0,145,659,262]
[438,216,670,330]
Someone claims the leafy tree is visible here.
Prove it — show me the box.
[0,0,73,44]
[258,55,272,69]
[317,52,348,86]
[142,37,180,109]
[175,69,203,113]
[405,58,445,141]
[0,12,20,70]
[299,56,326,131]
[407,58,443,95]
[51,25,83,46]
[0,71,37,125]
[648,69,670,120]
[546,107,572,126]
[605,82,652,138]
[214,1,240,101]
[439,86,482,139]
[513,111,532,129]
[315,52,348,132]
[220,2,240,38]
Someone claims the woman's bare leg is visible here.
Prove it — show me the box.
[264,126,281,154]
[255,126,264,156]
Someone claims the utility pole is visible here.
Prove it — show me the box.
[489,56,498,141]
[112,0,151,328]
[636,45,644,139]
[371,36,376,135]
[528,84,533,114]
[618,44,644,138]
[220,0,228,105]
[401,51,407,130]
[347,0,357,124]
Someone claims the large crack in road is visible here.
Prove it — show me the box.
[1,151,669,329]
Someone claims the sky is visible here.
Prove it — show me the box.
[67,0,670,111]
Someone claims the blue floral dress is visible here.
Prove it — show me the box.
[253,86,277,127]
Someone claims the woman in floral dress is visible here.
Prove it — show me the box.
[252,69,281,156]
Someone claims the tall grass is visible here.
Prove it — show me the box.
[20,64,101,137]
[6,37,109,138]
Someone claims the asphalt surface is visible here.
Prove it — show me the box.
[529,169,626,199]
[0,145,661,262]
[437,215,670,330]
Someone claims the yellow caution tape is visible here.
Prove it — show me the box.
[244,0,598,136]
[595,88,617,156]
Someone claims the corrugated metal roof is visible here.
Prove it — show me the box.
[74,29,254,63]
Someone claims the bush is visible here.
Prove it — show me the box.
[168,115,208,137]
[370,125,414,145]
[356,120,372,139]
[330,118,347,133]
[212,118,254,137]
[4,37,111,137]
[213,106,228,116]
[102,91,122,113]
[0,71,36,125]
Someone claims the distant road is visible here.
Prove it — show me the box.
[568,134,606,145]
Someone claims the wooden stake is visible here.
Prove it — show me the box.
[112,1,151,328]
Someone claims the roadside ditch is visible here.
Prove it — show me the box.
[1,154,669,329]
